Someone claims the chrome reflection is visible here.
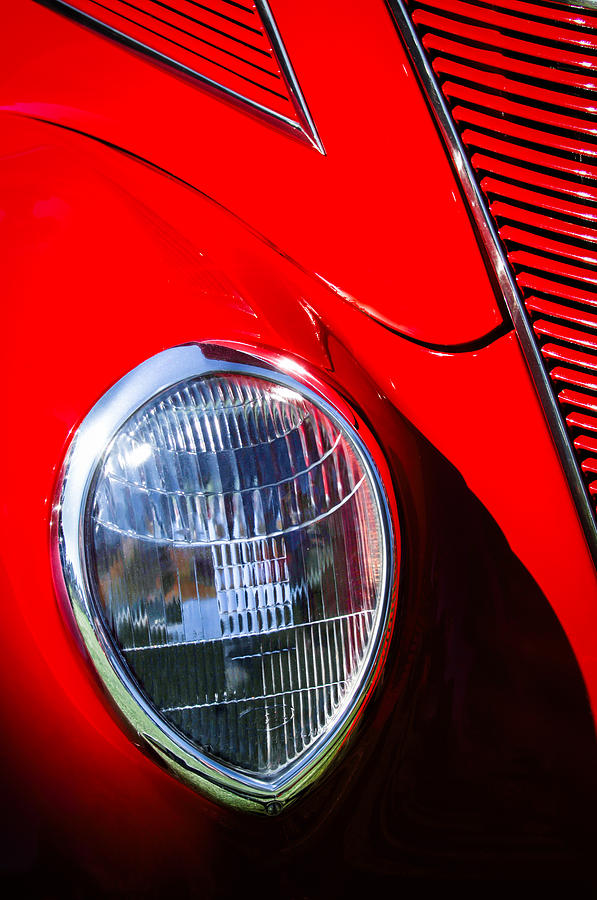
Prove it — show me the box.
[54,344,396,812]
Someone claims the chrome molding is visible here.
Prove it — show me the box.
[52,344,395,814]
[257,0,324,154]
[558,1,597,9]
[385,0,597,567]
[39,0,324,153]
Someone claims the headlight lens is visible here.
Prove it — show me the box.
[56,346,396,810]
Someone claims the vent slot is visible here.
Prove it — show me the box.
[402,0,597,532]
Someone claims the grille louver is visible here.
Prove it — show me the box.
[45,0,322,149]
[400,0,597,536]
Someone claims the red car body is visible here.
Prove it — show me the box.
[1,0,597,891]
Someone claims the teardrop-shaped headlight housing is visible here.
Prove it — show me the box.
[54,344,398,813]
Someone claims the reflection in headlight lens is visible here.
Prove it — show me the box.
[88,373,389,779]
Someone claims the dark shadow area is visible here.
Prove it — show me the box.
[2,420,596,896]
[199,425,597,892]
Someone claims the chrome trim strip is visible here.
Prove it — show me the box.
[256,0,324,154]
[40,0,324,153]
[385,0,597,566]
[52,344,396,814]
[558,1,597,9]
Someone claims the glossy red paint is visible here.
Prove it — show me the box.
[493,204,597,246]
[518,273,597,307]
[553,367,597,392]
[502,227,597,268]
[434,57,597,115]
[563,393,597,416]
[427,33,597,92]
[0,0,502,346]
[2,108,597,746]
[2,0,597,888]
[534,320,597,352]
[575,436,597,454]
[447,83,597,140]
[420,0,597,49]
[471,134,597,182]
[477,153,597,200]
[510,250,597,286]
[568,412,597,433]
[417,8,594,68]
[526,297,597,330]
[60,0,305,129]
[543,344,597,370]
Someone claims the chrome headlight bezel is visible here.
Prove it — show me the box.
[52,343,398,814]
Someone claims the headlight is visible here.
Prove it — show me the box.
[54,344,398,813]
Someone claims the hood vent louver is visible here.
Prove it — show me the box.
[43,0,322,151]
[390,0,597,562]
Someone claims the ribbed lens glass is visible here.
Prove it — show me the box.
[88,373,388,779]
